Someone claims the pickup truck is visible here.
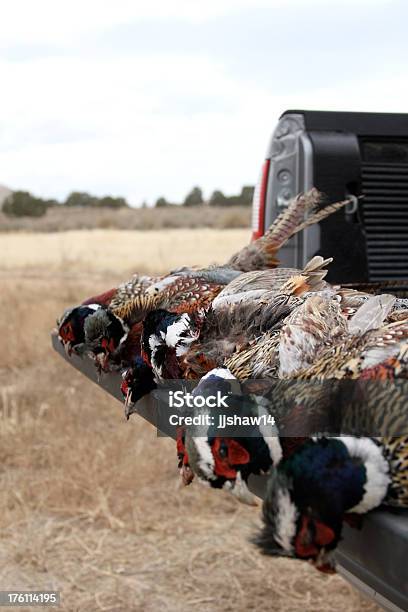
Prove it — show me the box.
[53,109,408,612]
[251,110,408,611]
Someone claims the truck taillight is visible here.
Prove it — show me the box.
[251,158,270,240]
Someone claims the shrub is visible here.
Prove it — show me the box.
[98,196,128,208]
[65,192,98,207]
[155,197,170,208]
[64,192,128,208]
[3,191,48,217]
[209,190,228,206]
[240,185,255,206]
[209,186,254,207]
[183,186,203,207]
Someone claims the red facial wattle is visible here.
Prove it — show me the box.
[101,337,116,353]
[295,515,335,559]
[121,379,129,398]
[176,427,190,466]
[141,349,152,367]
[212,438,250,480]
[314,520,335,547]
[60,322,75,343]
[295,516,319,558]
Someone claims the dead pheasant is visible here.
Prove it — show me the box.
[107,190,353,326]
[255,434,408,573]
[58,274,160,358]
[222,258,334,380]
[294,308,408,382]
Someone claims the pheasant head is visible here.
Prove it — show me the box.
[58,304,101,356]
[84,307,129,371]
[184,368,281,505]
[255,437,390,572]
[121,356,156,419]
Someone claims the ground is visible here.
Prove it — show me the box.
[0,230,380,611]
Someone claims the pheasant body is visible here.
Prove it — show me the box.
[183,368,281,505]
[256,435,407,572]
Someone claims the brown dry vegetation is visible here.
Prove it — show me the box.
[0,205,251,233]
[0,229,251,277]
[0,230,379,611]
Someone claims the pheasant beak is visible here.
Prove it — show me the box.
[64,341,73,357]
[227,472,258,506]
[102,352,111,372]
[94,352,106,373]
[180,464,195,486]
[120,374,133,418]
[123,385,139,420]
[313,549,336,574]
[124,387,132,418]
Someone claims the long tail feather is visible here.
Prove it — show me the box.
[227,189,354,272]
[263,188,322,251]
[293,197,357,236]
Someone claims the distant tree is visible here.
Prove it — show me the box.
[3,191,47,217]
[209,190,228,207]
[240,185,255,206]
[98,196,128,208]
[183,186,203,207]
[64,192,128,208]
[208,186,255,207]
[65,191,97,207]
[141,200,148,209]
[155,197,170,208]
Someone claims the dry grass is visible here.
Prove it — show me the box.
[0,230,380,611]
[0,205,251,233]
[0,229,250,276]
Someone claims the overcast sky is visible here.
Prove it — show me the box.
[0,0,407,206]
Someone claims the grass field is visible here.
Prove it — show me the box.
[0,229,251,276]
[0,230,380,611]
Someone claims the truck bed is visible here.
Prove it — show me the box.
[52,333,408,612]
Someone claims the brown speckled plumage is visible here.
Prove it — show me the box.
[380,436,408,507]
[227,189,352,272]
[296,319,408,381]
